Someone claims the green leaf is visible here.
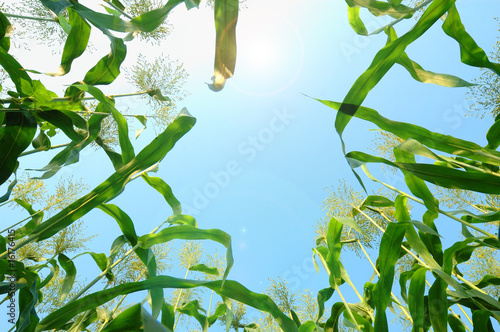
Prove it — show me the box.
[184,0,201,9]
[84,37,126,86]
[138,225,233,285]
[142,174,182,215]
[347,6,368,35]
[345,0,415,19]
[16,268,39,332]
[0,179,17,203]
[32,130,51,151]
[332,0,456,157]
[101,303,169,332]
[486,117,500,150]
[347,150,500,195]
[372,222,407,332]
[442,5,500,76]
[428,278,448,332]
[58,253,76,302]
[0,112,37,185]
[316,99,500,167]
[37,277,298,332]
[324,302,345,332]
[166,214,197,227]
[13,198,43,240]
[73,84,135,164]
[471,310,495,332]
[177,300,209,331]
[316,287,334,324]
[56,8,91,76]
[189,264,219,276]
[325,217,343,287]
[129,0,185,32]
[97,203,163,319]
[98,204,138,245]
[208,303,227,326]
[208,0,239,91]
[0,47,32,96]
[448,314,466,332]
[161,301,175,331]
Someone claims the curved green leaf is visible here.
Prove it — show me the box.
[142,174,182,215]
[37,277,298,332]
[1,111,195,254]
[58,253,76,302]
[443,5,500,76]
[101,303,169,332]
[55,8,91,76]
[372,222,407,332]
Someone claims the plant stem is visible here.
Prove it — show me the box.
[4,13,57,22]
[361,165,494,238]
[96,270,148,332]
[50,90,153,102]
[0,90,153,105]
[172,267,191,330]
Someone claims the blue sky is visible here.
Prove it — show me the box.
[2,0,500,330]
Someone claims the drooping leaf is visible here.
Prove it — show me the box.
[0,112,37,185]
[333,0,456,157]
[0,46,33,96]
[316,99,500,167]
[138,225,233,285]
[58,253,76,302]
[84,36,126,86]
[208,0,239,91]
[345,0,415,19]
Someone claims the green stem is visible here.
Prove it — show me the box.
[19,143,69,157]
[103,0,133,19]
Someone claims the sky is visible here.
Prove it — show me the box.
[1,0,500,330]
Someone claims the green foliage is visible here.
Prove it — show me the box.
[125,53,188,132]
[1,0,500,331]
